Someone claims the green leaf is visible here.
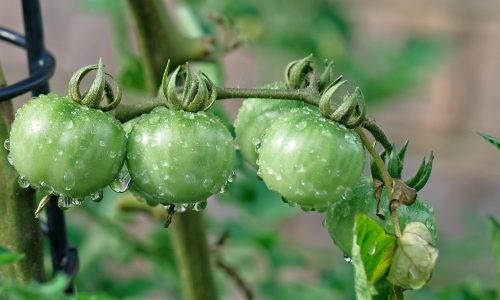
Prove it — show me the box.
[478,132,500,150]
[387,222,438,290]
[488,216,500,293]
[352,214,397,300]
[0,247,25,265]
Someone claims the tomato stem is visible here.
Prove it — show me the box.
[170,211,218,300]
[215,86,320,106]
[126,0,213,95]
[0,63,45,282]
[354,127,402,238]
[362,119,393,153]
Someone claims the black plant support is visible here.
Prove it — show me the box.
[0,0,77,294]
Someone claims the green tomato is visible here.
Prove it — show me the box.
[126,107,236,205]
[8,93,127,198]
[324,176,437,256]
[234,82,309,167]
[257,107,365,211]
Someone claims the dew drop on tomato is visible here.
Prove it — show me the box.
[91,190,104,202]
[17,176,30,188]
[3,139,10,150]
[63,170,76,191]
[194,200,207,211]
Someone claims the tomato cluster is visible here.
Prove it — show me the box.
[5,65,435,258]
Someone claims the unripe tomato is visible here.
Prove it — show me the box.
[257,107,365,211]
[126,107,235,205]
[8,93,127,198]
[324,176,437,256]
[234,82,309,167]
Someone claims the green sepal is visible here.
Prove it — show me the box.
[319,79,347,118]
[284,54,314,89]
[478,132,500,150]
[412,152,434,191]
[397,140,409,177]
[387,144,400,179]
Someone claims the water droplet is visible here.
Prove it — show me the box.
[186,113,195,119]
[194,201,207,211]
[369,245,376,255]
[234,143,240,150]
[57,149,63,156]
[293,164,305,173]
[314,190,327,199]
[40,181,54,194]
[72,198,83,206]
[202,178,213,188]
[109,151,116,158]
[58,196,72,210]
[64,119,74,129]
[63,171,75,190]
[344,133,357,145]
[295,121,307,130]
[219,181,229,194]
[341,187,352,200]
[7,153,13,165]
[185,174,195,184]
[3,139,10,150]
[227,171,236,183]
[75,160,84,169]
[18,176,29,188]
[99,140,106,147]
[110,174,132,193]
[343,255,352,263]
[175,203,188,213]
[252,137,261,146]
[91,191,104,202]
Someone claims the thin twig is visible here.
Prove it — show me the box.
[212,230,254,300]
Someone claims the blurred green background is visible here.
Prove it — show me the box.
[1,0,499,299]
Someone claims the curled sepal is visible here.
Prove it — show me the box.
[405,152,434,191]
[162,62,216,112]
[284,54,314,89]
[100,75,122,112]
[319,79,347,118]
[68,58,122,110]
[327,87,366,129]
[318,60,339,93]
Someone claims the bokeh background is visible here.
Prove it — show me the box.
[1,0,499,299]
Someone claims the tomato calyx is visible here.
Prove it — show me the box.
[161,61,217,112]
[284,54,315,89]
[319,84,366,129]
[68,58,122,111]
